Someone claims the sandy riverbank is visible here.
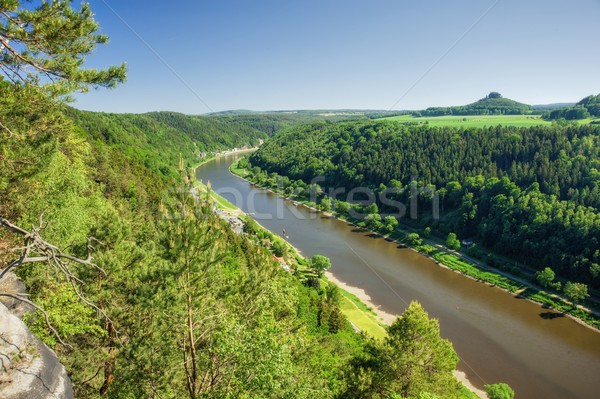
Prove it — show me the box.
[325,271,397,325]
[325,271,488,398]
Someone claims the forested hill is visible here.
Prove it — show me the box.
[544,93,600,120]
[418,92,532,116]
[249,120,600,288]
[2,87,363,397]
[65,109,274,180]
[65,109,368,184]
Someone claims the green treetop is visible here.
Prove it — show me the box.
[0,0,126,99]
[310,254,331,277]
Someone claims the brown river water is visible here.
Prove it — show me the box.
[197,153,600,399]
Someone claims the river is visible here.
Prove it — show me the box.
[196,152,600,399]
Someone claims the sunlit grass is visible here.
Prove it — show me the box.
[380,114,594,128]
[337,288,387,340]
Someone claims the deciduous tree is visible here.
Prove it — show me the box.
[310,254,331,277]
[484,382,515,399]
[563,282,589,306]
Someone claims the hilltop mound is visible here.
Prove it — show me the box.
[418,92,532,116]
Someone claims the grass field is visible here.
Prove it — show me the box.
[194,180,240,212]
[336,286,387,339]
[381,114,576,128]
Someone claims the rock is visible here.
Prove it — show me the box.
[0,271,34,317]
[0,302,73,399]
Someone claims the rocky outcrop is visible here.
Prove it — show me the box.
[0,271,33,318]
[0,273,73,399]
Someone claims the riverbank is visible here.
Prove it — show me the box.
[196,153,486,397]
[325,270,488,398]
[193,148,258,213]
[192,147,257,170]
[230,160,600,331]
[325,271,396,324]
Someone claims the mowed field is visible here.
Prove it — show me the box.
[380,114,596,128]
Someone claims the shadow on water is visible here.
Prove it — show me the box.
[366,233,381,239]
[540,312,565,320]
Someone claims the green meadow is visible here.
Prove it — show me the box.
[382,114,561,128]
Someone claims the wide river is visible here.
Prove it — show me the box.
[197,152,600,399]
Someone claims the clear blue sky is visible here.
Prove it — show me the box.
[74,0,600,114]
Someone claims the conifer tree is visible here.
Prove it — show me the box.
[0,0,126,99]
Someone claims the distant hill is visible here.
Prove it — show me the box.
[544,94,600,120]
[417,92,532,116]
[532,102,575,111]
[207,109,258,115]
[209,108,403,119]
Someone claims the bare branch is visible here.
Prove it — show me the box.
[0,120,17,138]
[79,366,103,385]
[0,292,71,349]
[0,216,114,345]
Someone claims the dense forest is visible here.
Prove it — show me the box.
[63,108,360,186]
[249,120,600,290]
[0,2,488,398]
[416,92,532,116]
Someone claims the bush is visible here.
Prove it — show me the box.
[406,233,423,246]
[484,383,514,399]
[446,232,460,251]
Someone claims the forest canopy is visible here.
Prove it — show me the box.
[249,120,600,288]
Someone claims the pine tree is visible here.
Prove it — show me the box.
[0,0,126,99]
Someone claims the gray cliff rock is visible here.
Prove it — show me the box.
[0,272,73,399]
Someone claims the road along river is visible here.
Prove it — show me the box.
[197,152,600,399]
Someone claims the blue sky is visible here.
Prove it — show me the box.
[74,0,600,114]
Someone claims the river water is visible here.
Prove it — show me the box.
[196,153,600,399]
